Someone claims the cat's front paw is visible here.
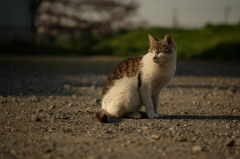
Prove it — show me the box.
[147,112,163,119]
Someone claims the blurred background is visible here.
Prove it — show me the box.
[0,0,240,60]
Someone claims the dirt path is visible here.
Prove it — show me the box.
[0,57,240,159]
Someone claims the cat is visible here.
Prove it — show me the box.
[96,34,177,123]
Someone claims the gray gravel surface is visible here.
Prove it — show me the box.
[0,57,240,159]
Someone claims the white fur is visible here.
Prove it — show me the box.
[102,76,141,117]
[102,49,176,119]
[140,51,176,118]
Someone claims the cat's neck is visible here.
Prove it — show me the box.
[141,53,176,79]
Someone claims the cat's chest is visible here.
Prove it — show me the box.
[141,64,174,89]
[143,64,173,78]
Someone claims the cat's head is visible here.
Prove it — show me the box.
[148,34,177,64]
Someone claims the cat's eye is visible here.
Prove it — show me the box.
[164,50,170,54]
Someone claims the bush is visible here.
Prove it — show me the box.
[1,24,240,61]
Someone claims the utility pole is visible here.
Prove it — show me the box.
[224,5,230,24]
[173,8,179,28]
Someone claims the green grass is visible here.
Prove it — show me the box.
[94,24,240,60]
[1,24,240,61]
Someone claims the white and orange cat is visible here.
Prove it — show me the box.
[96,34,177,123]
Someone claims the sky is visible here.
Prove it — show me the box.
[134,0,240,28]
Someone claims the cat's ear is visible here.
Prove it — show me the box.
[163,34,173,45]
[148,34,158,50]
[148,34,158,42]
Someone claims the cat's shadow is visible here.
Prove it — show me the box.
[136,112,240,120]
[103,113,240,124]
[159,115,240,120]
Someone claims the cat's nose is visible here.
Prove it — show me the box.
[153,56,158,62]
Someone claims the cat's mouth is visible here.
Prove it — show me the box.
[153,58,158,63]
[153,57,163,63]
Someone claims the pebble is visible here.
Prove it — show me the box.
[192,101,199,106]
[10,149,17,156]
[4,126,12,132]
[37,109,44,113]
[91,85,97,89]
[126,140,133,144]
[225,123,231,129]
[142,126,149,131]
[68,103,74,107]
[49,105,56,109]
[94,98,101,105]
[226,139,235,147]
[107,147,114,152]
[2,61,240,159]
[207,101,213,105]
[169,127,174,131]
[31,115,41,122]
[48,128,56,132]
[121,144,126,148]
[105,130,113,134]
[177,136,188,142]
[5,111,10,115]
[58,114,70,120]
[15,116,21,120]
[179,111,189,115]
[228,86,237,95]
[192,145,202,152]
[151,135,160,140]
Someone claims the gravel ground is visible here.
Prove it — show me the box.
[0,56,240,159]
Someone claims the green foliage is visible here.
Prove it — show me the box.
[94,24,240,60]
[1,24,240,61]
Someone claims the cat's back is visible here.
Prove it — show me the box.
[102,56,142,96]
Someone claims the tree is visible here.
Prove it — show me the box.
[34,0,138,36]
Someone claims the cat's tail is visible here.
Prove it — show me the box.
[95,109,108,123]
